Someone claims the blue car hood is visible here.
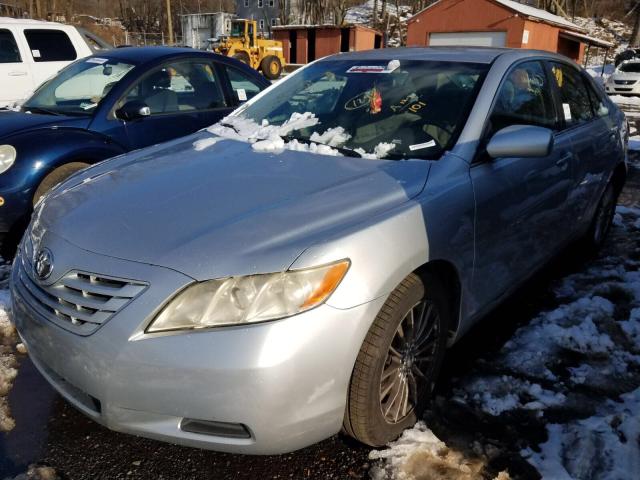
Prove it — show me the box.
[0,111,90,138]
[39,133,430,280]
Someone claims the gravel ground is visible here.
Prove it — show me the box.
[1,156,638,480]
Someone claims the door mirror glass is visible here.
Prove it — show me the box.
[116,100,151,120]
[486,125,553,158]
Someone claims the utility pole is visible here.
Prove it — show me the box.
[166,0,174,45]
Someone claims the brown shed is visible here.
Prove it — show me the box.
[406,0,612,64]
[272,24,383,64]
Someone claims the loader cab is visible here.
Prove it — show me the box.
[230,20,256,48]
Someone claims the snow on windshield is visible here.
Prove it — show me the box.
[206,112,395,159]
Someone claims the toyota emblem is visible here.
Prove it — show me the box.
[34,248,54,280]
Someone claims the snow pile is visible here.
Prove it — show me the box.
[369,422,503,480]
[192,137,223,151]
[206,113,396,159]
[0,259,17,432]
[523,387,640,480]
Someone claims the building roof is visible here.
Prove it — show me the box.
[272,24,382,34]
[409,0,585,33]
[559,30,614,49]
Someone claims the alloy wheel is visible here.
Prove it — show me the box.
[379,299,440,424]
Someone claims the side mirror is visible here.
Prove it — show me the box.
[486,125,554,159]
[116,100,151,121]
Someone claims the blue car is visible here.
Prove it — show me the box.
[0,46,270,255]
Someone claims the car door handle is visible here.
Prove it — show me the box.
[556,153,572,169]
[8,71,27,76]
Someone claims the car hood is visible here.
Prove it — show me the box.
[0,111,90,138]
[38,133,430,280]
[610,71,640,81]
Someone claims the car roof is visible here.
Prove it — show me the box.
[320,47,567,65]
[96,46,220,64]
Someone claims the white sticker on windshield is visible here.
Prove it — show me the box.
[562,103,572,121]
[237,88,247,101]
[347,62,400,74]
[86,57,108,64]
[409,140,436,151]
[31,49,41,58]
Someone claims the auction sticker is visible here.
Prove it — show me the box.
[86,57,108,64]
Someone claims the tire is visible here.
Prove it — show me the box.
[33,162,90,206]
[343,272,450,446]
[582,181,616,253]
[232,51,250,65]
[260,55,282,80]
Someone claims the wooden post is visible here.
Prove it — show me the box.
[166,0,174,45]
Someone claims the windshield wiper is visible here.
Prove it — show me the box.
[22,106,63,116]
[280,133,362,158]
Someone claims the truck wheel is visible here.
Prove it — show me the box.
[33,162,89,205]
[233,52,250,65]
[343,272,449,446]
[260,55,282,80]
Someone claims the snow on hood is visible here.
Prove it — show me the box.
[38,132,429,280]
[207,112,395,159]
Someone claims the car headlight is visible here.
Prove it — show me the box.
[0,145,16,174]
[147,259,350,332]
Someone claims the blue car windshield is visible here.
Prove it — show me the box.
[23,57,136,116]
[239,59,488,159]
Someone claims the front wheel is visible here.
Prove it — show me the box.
[343,272,449,446]
[260,55,282,80]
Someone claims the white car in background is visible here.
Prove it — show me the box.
[0,17,111,107]
[605,60,640,96]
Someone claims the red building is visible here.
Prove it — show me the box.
[272,24,383,64]
[406,0,611,64]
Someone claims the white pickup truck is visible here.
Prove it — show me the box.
[0,17,111,107]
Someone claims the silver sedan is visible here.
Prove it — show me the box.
[10,47,627,454]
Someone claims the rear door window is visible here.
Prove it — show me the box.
[549,62,594,128]
[0,29,21,63]
[24,29,77,62]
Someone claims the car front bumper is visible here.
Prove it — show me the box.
[10,232,384,454]
[605,81,640,95]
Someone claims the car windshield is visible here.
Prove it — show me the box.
[23,57,136,116]
[619,62,640,73]
[237,59,488,159]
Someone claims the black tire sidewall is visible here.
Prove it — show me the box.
[348,273,450,446]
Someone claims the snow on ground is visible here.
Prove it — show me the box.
[0,259,17,433]
[370,205,640,479]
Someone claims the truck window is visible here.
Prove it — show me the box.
[24,29,77,62]
[0,29,21,63]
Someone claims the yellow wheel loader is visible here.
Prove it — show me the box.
[214,19,285,80]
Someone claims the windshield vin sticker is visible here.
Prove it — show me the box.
[409,140,436,151]
[86,57,108,64]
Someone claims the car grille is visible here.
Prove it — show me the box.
[15,254,147,336]
[614,87,633,92]
[615,80,637,85]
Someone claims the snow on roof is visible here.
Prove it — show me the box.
[409,0,584,33]
[493,0,582,31]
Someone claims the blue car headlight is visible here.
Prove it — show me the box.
[147,260,350,333]
[0,145,16,174]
